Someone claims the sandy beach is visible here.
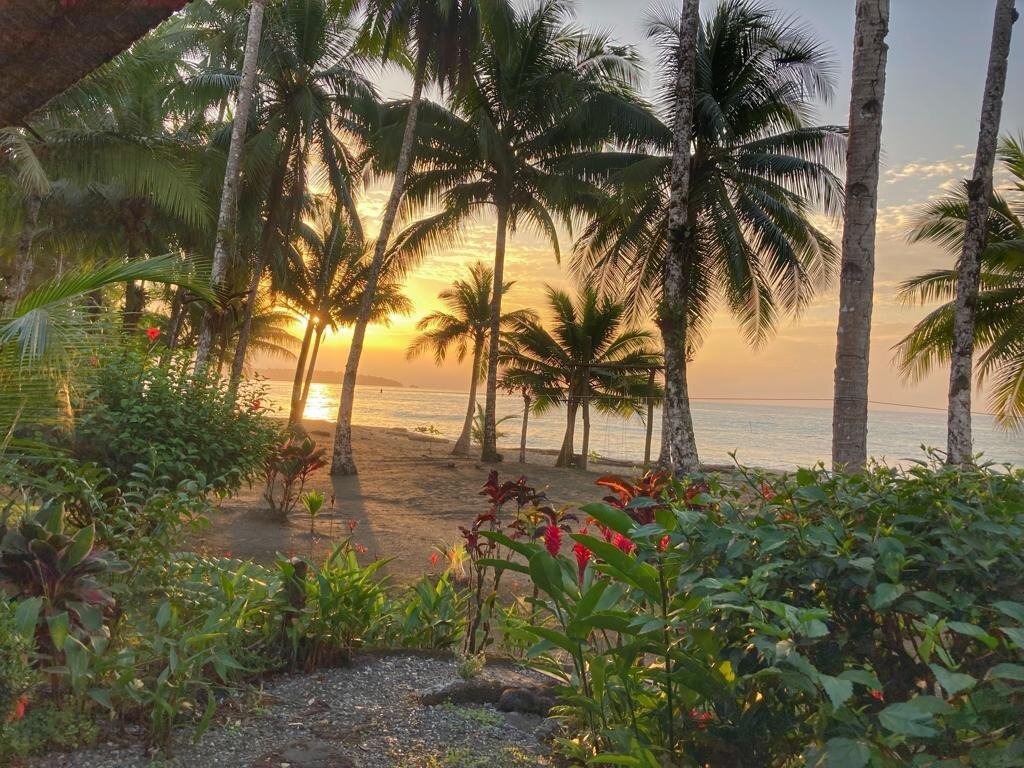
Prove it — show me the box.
[190,420,637,584]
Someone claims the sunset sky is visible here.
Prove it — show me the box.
[261,0,1024,411]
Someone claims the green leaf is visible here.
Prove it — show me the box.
[580,502,635,536]
[48,611,70,651]
[878,701,939,738]
[62,524,95,568]
[947,621,998,648]
[823,737,870,768]
[1001,626,1024,650]
[987,663,1024,682]
[992,601,1024,624]
[820,674,854,709]
[929,663,977,696]
[13,596,42,638]
[868,583,906,610]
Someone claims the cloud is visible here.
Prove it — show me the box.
[884,158,972,185]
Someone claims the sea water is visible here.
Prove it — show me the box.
[261,380,1024,471]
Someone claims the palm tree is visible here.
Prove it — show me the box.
[895,134,1024,431]
[406,261,534,455]
[284,208,411,424]
[832,0,890,472]
[378,0,657,465]
[330,0,501,476]
[0,128,50,311]
[502,286,661,470]
[226,0,376,390]
[945,0,1018,465]
[574,0,844,472]
[195,0,268,372]
[660,0,701,473]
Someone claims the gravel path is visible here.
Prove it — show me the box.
[36,654,555,768]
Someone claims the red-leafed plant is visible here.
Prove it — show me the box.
[262,436,327,520]
[0,507,125,665]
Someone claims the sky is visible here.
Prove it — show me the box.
[262,0,1024,411]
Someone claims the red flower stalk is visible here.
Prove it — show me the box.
[612,532,634,554]
[870,689,885,702]
[760,482,777,502]
[430,552,441,567]
[659,535,671,552]
[250,399,261,411]
[690,708,714,729]
[145,326,160,342]
[544,524,562,557]
[572,529,591,583]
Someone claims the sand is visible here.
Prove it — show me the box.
[189,420,639,584]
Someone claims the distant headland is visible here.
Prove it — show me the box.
[256,368,404,388]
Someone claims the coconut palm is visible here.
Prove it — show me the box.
[501,286,661,470]
[226,0,377,389]
[832,0,890,472]
[284,208,411,424]
[895,134,1024,431]
[195,0,268,371]
[406,262,534,455]
[945,0,1018,465]
[330,0,505,476]
[378,0,658,464]
[573,0,844,472]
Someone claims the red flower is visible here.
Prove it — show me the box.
[870,689,885,702]
[544,524,562,557]
[572,529,592,582]
[145,326,160,342]
[690,709,714,729]
[348,519,358,533]
[430,552,441,567]
[354,543,368,555]
[9,695,27,722]
[760,482,777,502]
[612,532,634,554]
[250,400,261,411]
[659,535,671,552]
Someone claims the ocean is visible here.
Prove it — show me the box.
[261,380,1024,471]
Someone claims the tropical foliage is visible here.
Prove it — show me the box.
[501,286,661,469]
[896,134,1024,429]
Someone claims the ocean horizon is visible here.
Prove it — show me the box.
[260,380,1024,471]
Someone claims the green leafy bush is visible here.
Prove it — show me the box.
[0,599,36,749]
[262,436,327,519]
[492,461,1024,767]
[73,349,279,496]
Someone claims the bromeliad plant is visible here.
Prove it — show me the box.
[487,460,1024,767]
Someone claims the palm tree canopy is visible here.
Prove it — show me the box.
[573,0,845,348]
[501,284,662,416]
[895,134,1024,429]
[369,0,661,266]
[406,261,535,374]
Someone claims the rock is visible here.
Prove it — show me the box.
[497,686,555,716]
[251,740,357,768]
[418,663,557,715]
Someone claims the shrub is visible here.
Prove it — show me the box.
[0,600,36,743]
[73,348,279,496]
[262,436,327,519]
[492,460,1024,767]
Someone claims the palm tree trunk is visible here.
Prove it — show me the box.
[161,287,186,364]
[557,397,578,468]
[228,257,263,388]
[196,0,266,373]
[481,203,510,463]
[289,319,316,426]
[6,194,41,311]
[658,0,701,475]
[331,46,430,476]
[580,394,591,471]
[832,0,890,472]
[453,337,483,456]
[299,326,324,415]
[947,0,1017,465]
[644,368,656,466]
[519,392,530,464]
